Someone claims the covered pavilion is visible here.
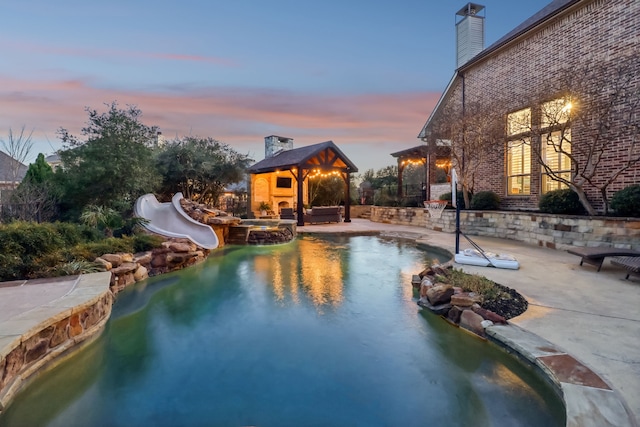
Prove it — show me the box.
[390,143,451,201]
[247,140,358,226]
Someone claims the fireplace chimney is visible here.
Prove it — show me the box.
[456,3,485,68]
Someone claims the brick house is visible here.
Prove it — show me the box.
[418,0,640,214]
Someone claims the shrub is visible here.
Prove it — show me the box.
[132,234,165,252]
[54,260,104,276]
[0,222,64,259]
[610,185,640,217]
[470,191,501,210]
[374,192,400,206]
[538,188,585,214]
[438,191,468,209]
[67,237,136,261]
[51,222,101,246]
[401,197,422,207]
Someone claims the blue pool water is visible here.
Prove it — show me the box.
[0,235,564,426]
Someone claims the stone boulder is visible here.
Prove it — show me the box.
[134,265,149,281]
[450,292,482,308]
[460,309,486,337]
[100,253,123,268]
[427,284,454,306]
[471,305,507,324]
[94,257,112,271]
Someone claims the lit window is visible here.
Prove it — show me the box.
[507,139,531,195]
[541,98,572,128]
[506,108,532,195]
[507,108,531,136]
[541,130,572,193]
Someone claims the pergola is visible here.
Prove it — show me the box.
[247,141,358,226]
[390,143,451,201]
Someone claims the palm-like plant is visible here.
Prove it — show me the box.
[80,205,121,237]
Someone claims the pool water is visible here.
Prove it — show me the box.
[0,235,565,427]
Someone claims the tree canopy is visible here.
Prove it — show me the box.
[155,136,252,206]
[56,103,162,219]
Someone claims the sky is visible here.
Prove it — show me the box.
[0,0,551,173]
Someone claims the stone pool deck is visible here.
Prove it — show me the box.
[0,219,637,426]
[299,219,639,427]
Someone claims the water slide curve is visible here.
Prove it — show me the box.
[134,192,219,249]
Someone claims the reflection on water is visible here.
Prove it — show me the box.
[261,238,345,308]
[0,235,564,427]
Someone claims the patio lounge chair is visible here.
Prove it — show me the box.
[610,256,640,280]
[566,247,640,272]
[280,208,296,220]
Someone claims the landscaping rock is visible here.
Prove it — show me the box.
[471,304,507,324]
[100,253,122,267]
[427,284,454,306]
[460,309,486,337]
[447,305,463,324]
[167,242,195,253]
[134,265,148,281]
[94,257,112,271]
[133,252,152,265]
[450,294,477,307]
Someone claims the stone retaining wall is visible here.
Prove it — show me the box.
[371,207,640,250]
[0,273,113,411]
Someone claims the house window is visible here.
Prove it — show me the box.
[541,98,572,128]
[507,139,531,195]
[541,130,572,193]
[539,98,572,193]
[506,108,532,195]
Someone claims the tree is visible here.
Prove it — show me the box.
[430,101,504,208]
[0,126,34,188]
[23,153,54,184]
[515,53,640,215]
[7,153,59,222]
[56,102,161,219]
[308,175,345,206]
[155,136,252,206]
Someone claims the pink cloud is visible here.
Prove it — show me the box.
[0,40,238,67]
[0,75,439,170]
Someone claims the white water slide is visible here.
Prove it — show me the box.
[134,192,219,250]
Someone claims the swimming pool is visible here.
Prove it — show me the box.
[0,235,564,426]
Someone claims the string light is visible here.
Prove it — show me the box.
[401,158,425,166]
[308,169,342,179]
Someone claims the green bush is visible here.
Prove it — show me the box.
[374,192,400,207]
[610,185,640,217]
[470,191,501,210]
[133,234,165,252]
[51,222,102,246]
[0,222,64,259]
[538,188,585,214]
[67,237,136,261]
[438,191,468,209]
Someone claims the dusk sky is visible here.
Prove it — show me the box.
[1,0,550,172]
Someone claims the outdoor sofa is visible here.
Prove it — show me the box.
[303,206,342,224]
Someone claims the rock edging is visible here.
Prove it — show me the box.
[0,272,113,412]
[95,238,209,295]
